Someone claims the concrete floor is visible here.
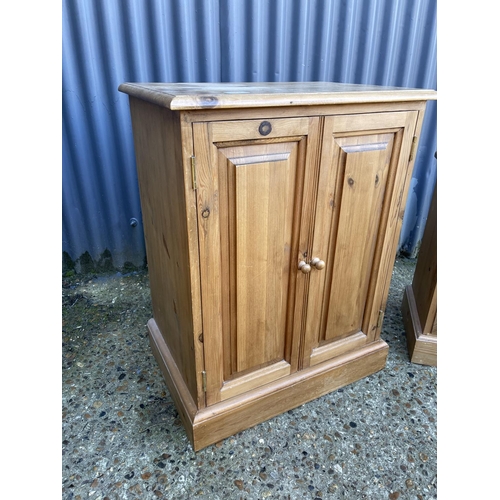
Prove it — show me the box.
[62,256,437,500]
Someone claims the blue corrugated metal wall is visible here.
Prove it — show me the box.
[62,0,437,273]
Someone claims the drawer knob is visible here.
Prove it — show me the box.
[259,121,272,136]
[311,258,326,270]
[298,261,311,274]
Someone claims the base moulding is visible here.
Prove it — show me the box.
[148,318,389,451]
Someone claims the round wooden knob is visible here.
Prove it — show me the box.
[311,257,326,270]
[298,261,311,274]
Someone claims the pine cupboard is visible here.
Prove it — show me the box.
[118,82,437,451]
[402,180,437,366]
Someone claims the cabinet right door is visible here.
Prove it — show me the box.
[302,111,418,368]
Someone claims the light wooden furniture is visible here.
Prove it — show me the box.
[118,82,437,451]
[401,180,437,366]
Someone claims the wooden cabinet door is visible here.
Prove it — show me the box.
[193,117,322,405]
[302,111,418,368]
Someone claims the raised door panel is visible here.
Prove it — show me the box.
[194,117,321,405]
[303,111,418,367]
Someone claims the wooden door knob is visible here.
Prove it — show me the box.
[298,261,312,274]
[311,258,326,270]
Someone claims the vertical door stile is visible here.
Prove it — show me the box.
[300,116,338,369]
[181,116,207,409]
[292,116,324,371]
[193,122,224,406]
[216,144,233,382]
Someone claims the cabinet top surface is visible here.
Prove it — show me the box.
[118,81,437,110]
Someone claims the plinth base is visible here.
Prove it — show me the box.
[401,285,437,366]
[148,318,389,451]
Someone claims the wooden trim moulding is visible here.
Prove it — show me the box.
[148,318,388,451]
[401,286,437,366]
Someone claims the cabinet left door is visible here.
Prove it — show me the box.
[193,117,321,405]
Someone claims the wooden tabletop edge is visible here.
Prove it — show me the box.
[170,89,437,110]
[118,82,176,108]
[118,82,437,110]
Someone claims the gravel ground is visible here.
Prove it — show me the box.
[62,256,437,500]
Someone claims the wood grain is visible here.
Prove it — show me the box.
[119,81,436,110]
[181,101,431,124]
[402,286,437,366]
[148,319,197,445]
[149,311,387,451]
[179,117,206,408]
[120,82,436,450]
[363,109,422,343]
[413,186,437,336]
[401,184,437,366]
[195,117,318,403]
[192,122,225,406]
[323,133,393,341]
[128,97,198,402]
[303,111,419,368]
[210,117,309,142]
[191,339,388,451]
[232,142,295,371]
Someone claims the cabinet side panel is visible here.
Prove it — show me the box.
[412,185,437,335]
[129,97,197,401]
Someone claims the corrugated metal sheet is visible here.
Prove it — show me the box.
[62,0,437,272]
